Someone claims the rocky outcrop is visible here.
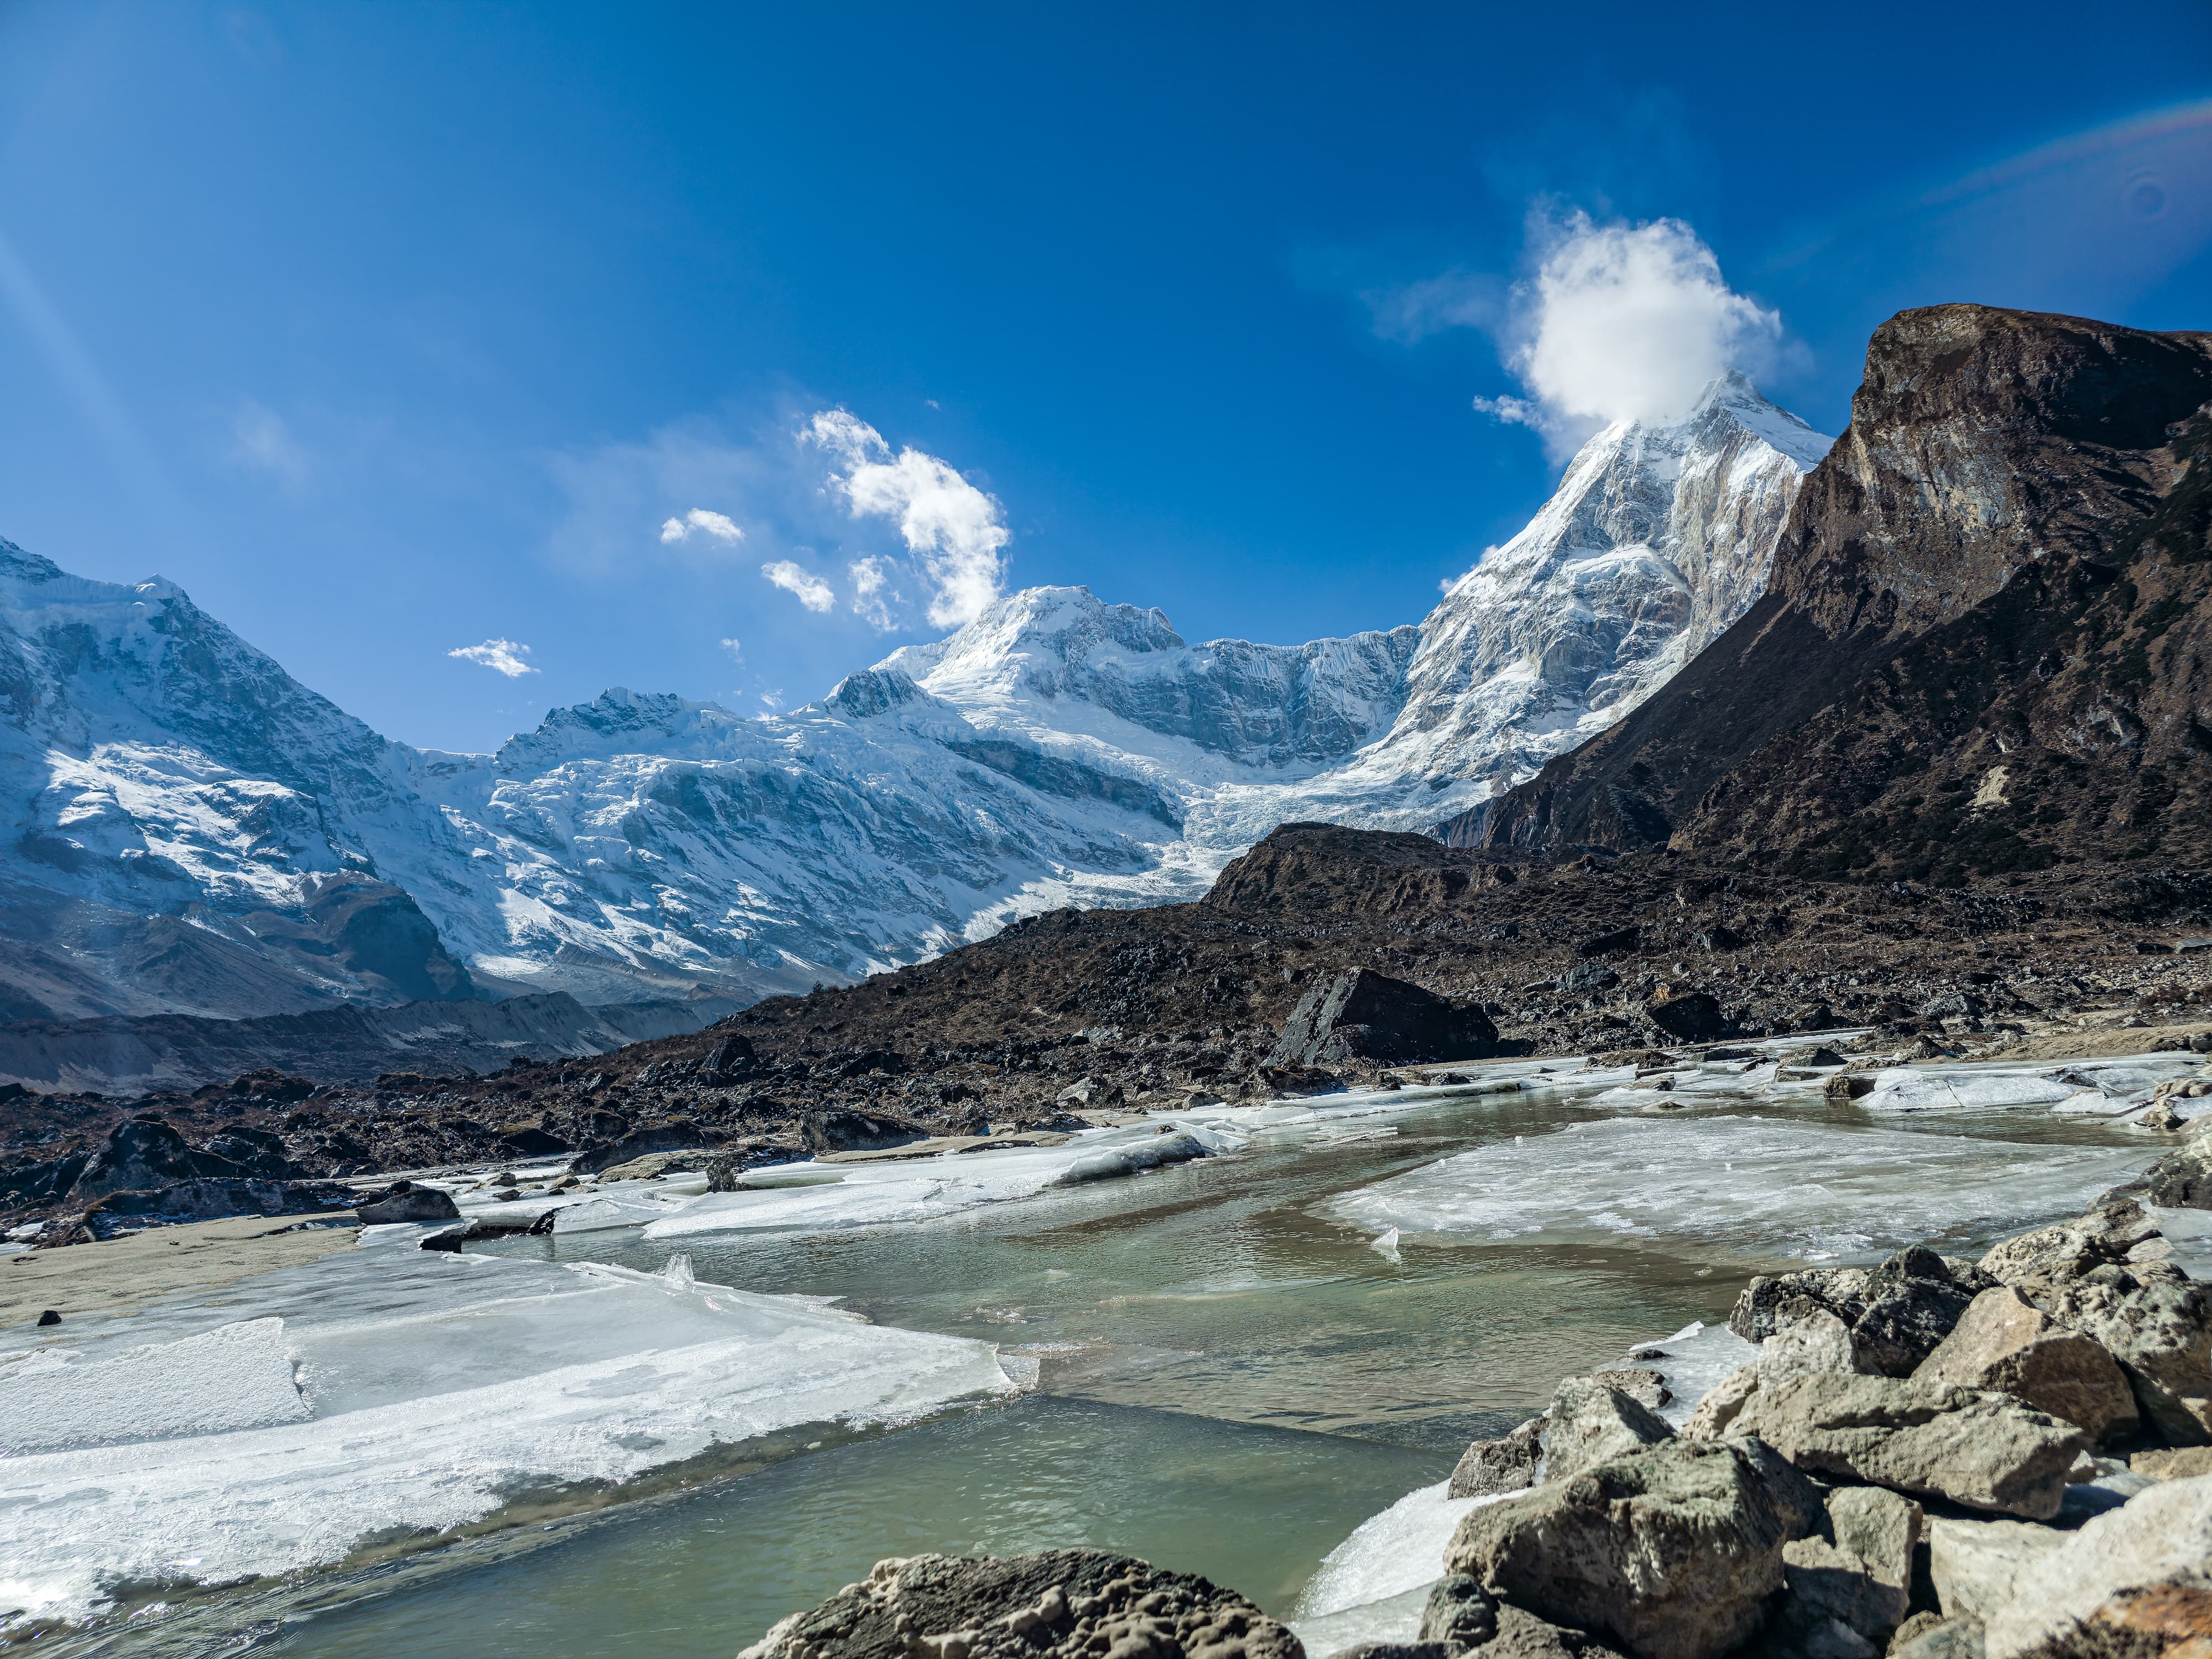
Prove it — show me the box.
[734,1550,1302,1659]
[1728,1375,2085,1519]
[1475,306,2212,878]
[1979,1202,2164,1294]
[1915,1287,2141,1445]
[1444,1437,1822,1659]
[2039,1279,2212,1447]
[1265,970,1498,1069]
[1928,1519,2067,1623]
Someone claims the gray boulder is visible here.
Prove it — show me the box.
[1762,1310,1875,1380]
[735,1549,1302,1659]
[1449,1418,1545,1499]
[1266,969,1498,1068]
[2136,1136,2212,1209]
[1983,1474,2212,1659]
[2042,1277,2211,1447]
[1443,1436,1822,1659]
[1418,1576,1499,1653]
[1730,1250,1994,1378]
[1590,1368,1672,1410]
[1475,1608,1629,1659]
[1542,1378,1675,1482]
[1682,1365,1762,1441]
[1926,1517,2065,1621]
[354,1181,461,1224]
[1914,1287,2140,1445]
[1888,1615,1986,1659]
[1773,1484,1922,1656]
[1979,1202,2164,1293]
[1729,1374,2085,1519]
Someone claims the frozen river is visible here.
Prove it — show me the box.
[3,1044,2195,1657]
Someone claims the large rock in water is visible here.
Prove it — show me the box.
[1729,1374,2084,1520]
[735,1550,1302,1659]
[1914,1287,2140,1446]
[1981,1474,2212,1659]
[1265,969,1498,1068]
[1443,1437,1822,1659]
[354,1180,461,1224]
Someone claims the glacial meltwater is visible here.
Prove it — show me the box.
[6,1049,2193,1659]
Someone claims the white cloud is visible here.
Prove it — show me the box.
[761,559,835,613]
[660,507,745,545]
[803,410,1009,628]
[848,555,899,632]
[227,399,307,486]
[1364,269,1503,344]
[1488,213,1783,442]
[448,638,539,678]
[1470,394,1542,429]
[719,636,743,662]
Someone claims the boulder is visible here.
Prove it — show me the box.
[1542,1378,1675,1481]
[701,1034,758,1082]
[2136,1138,2212,1209]
[1730,1250,1994,1379]
[1983,1475,2212,1659]
[497,1125,571,1157]
[1560,963,1623,997]
[1646,992,1726,1043]
[1266,969,1498,1068]
[1418,1575,1499,1652]
[1914,1287,2140,1444]
[1475,1607,1629,1659]
[1729,1374,2086,1520]
[1443,1436,1823,1659]
[1576,927,1642,958]
[1590,1368,1672,1410]
[81,1178,349,1235]
[1249,1064,1348,1098]
[1926,1519,2065,1620]
[1449,1417,1546,1499]
[2132,1447,2212,1480]
[1979,1202,2164,1292]
[734,1549,1301,1659]
[69,1119,249,1201]
[354,1181,462,1224]
[1887,1615,1986,1659]
[1775,1485,1922,1655]
[572,1121,726,1173]
[1682,1365,1762,1441]
[1056,1077,1126,1110]
[2041,1278,2212,1446]
[1762,1310,1874,1380]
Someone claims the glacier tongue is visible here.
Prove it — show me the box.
[0,375,1829,1018]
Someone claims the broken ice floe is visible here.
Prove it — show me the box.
[0,1245,1019,1631]
[1330,1115,2147,1262]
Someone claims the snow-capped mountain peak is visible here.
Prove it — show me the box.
[0,373,1831,1022]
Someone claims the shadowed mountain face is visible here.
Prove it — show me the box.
[1467,305,2212,884]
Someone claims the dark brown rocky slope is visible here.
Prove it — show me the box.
[1462,305,2212,881]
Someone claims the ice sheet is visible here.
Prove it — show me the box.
[0,1317,309,1454]
[0,1248,1016,1631]
[1294,1480,1501,1623]
[640,1121,1248,1243]
[1329,1115,2151,1262]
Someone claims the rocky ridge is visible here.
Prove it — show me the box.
[1469,306,2212,878]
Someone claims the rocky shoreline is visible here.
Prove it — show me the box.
[737,1194,2212,1659]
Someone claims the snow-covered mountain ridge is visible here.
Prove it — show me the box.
[0,374,1829,1020]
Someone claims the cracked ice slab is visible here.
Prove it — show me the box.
[0,1246,1015,1632]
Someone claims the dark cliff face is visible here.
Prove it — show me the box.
[1466,304,2212,884]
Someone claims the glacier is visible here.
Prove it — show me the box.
[0,374,1829,1020]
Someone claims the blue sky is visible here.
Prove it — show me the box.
[2,3,2209,754]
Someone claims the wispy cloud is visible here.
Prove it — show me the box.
[719,636,744,662]
[1363,269,1503,343]
[660,507,744,544]
[804,410,1009,628]
[848,555,898,631]
[227,399,308,486]
[761,560,834,613]
[448,638,539,677]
